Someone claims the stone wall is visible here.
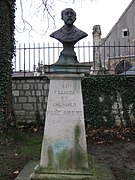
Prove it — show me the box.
[12,76,49,123]
[12,76,132,127]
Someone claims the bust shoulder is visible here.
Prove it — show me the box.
[50,25,88,43]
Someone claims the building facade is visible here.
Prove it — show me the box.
[93,0,135,74]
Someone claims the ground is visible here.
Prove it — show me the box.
[0,124,135,180]
[86,125,135,180]
[88,141,135,180]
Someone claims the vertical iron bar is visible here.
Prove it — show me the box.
[77,42,80,62]
[108,41,110,71]
[14,52,16,72]
[19,43,21,71]
[23,43,26,76]
[29,43,30,71]
[38,43,40,67]
[48,42,50,65]
[118,40,121,64]
[33,43,36,71]
[83,41,85,62]
[53,42,55,63]
[134,41,135,66]
[113,41,116,73]
[43,42,45,65]
[128,40,131,64]
[103,42,106,70]
[58,42,60,57]
[97,43,100,72]
[88,41,90,63]
[14,45,17,72]
[124,41,126,74]
[93,41,95,71]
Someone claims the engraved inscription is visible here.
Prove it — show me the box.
[47,80,83,119]
[62,82,70,88]
[53,102,76,108]
[50,90,74,95]
[47,110,83,116]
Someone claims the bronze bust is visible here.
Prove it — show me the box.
[50,8,88,64]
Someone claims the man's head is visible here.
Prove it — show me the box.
[61,8,76,26]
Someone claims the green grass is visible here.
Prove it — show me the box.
[0,129,43,180]
[20,135,42,160]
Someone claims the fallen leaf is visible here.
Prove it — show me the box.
[13,170,20,175]
[98,140,105,144]
[33,128,38,132]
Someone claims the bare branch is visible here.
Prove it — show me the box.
[16,0,92,37]
[17,0,56,37]
[19,0,33,35]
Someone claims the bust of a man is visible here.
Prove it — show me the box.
[50,8,88,64]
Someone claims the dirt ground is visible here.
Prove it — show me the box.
[88,142,135,180]
[86,126,135,180]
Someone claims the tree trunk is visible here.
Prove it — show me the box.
[0,0,16,131]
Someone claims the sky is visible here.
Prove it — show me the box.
[15,0,132,44]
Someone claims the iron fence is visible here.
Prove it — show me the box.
[12,41,135,76]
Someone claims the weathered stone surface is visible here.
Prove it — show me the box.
[12,77,49,123]
[30,73,93,179]
[17,84,23,90]
[26,80,35,83]
[38,84,43,90]
[13,97,18,103]
[15,110,25,116]
[14,104,22,110]
[44,84,49,90]
[23,84,30,90]
[19,97,27,103]
[36,91,42,96]
[31,91,36,96]
[23,104,34,111]
[30,172,96,180]
[28,97,36,103]
[15,161,37,180]
[20,90,25,96]
[12,90,19,96]
[16,161,115,180]
[12,84,16,89]
[25,91,32,96]
[40,74,88,170]
[34,104,43,111]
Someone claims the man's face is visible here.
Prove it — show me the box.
[62,9,76,26]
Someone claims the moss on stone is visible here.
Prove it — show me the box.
[73,125,88,170]
[47,145,54,168]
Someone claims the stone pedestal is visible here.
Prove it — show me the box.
[30,73,94,179]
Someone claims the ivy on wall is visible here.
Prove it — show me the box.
[82,75,135,128]
[0,0,16,128]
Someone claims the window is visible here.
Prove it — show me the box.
[122,28,129,37]
[115,60,131,74]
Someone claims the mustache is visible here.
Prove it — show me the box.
[67,18,73,20]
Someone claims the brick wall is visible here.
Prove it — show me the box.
[12,76,49,123]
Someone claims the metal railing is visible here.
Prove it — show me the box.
[13,42,91,72]
[12,41,135,76]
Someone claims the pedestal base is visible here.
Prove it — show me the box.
[30,166,95,180]
[30,173,96,180]
[15,161,115,180]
